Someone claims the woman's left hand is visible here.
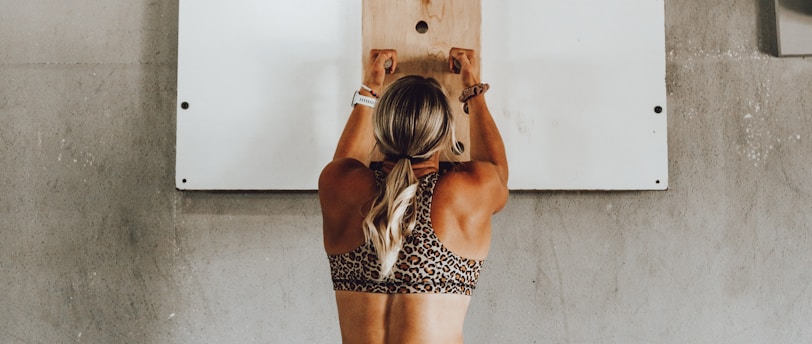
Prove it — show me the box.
[364,49,397,92]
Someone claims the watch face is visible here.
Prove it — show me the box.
[351,90,361,107]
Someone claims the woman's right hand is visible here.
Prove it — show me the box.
[449,47,480,87]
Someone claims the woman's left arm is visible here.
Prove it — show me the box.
[333,49,397,166]
[332,49,397,165]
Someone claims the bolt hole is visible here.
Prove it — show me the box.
[182,179,187,183]
[181,102,190,110]
[452,59,461,74]
[654,106,663,114]
[454,141,465,155]
[655,180,660,184]
[416,21,428,34]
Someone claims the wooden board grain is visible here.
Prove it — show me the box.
[362,0,481,161]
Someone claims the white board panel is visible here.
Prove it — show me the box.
[176,0,362,190]
[482,0,668,189]
[176,0,668,190]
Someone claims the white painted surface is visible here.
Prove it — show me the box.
[176,0,668,190]
[482,1,667,189]
[176,0,362,190]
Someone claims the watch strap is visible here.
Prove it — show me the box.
[351,91,376,108]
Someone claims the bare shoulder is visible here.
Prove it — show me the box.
[318,158,377,247]
[318,158,377,202]
[438,161,509,213]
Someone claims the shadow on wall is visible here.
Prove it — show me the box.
[760,0,812,56]
[780,0,812,14]
[757,0,779,56]
[128,0,179,343]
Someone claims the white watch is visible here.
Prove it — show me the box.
[351,90,376,108]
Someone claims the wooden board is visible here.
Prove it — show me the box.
[362,0,480,161]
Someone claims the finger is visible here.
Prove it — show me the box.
[387,50,398,74]
[456,51,472,70]
[450,48,474,71]
[372,50,396,72]
[449,48,461,72]
[375,50,395,73]
[368,49,378,66]
[369,49,388,69]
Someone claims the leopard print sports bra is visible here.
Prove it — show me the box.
[327,171,484,295]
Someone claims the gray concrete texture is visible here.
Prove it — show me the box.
[1,0,810,343]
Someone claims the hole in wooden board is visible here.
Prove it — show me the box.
[454,141,465,155]
[416,20,428,34]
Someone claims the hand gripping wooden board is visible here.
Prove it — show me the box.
[362,0,481,161]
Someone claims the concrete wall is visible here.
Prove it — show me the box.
[1,0,810,343]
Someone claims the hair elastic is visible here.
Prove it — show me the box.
[394,154,414,161]
[360,84,378,98]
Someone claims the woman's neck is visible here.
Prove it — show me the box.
[381,155,440,178]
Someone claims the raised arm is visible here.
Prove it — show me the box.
[449,48,509,185]
[332,49,398,166]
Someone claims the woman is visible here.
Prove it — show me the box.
[319,48,508,344]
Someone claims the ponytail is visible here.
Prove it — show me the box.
[363,158,419,278]
[364,75,454,278]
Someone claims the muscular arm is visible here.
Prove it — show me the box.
[449,48,508,185]
[321,50,397,253]
[448,48,508,213]
[332,49,398,165]
[467,94,508,185]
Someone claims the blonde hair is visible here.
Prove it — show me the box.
[364,76,457,278]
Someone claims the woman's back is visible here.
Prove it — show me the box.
[321,158,505,343]
[333,291,470,344]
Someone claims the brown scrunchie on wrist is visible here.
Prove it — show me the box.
[459,83,490,103]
